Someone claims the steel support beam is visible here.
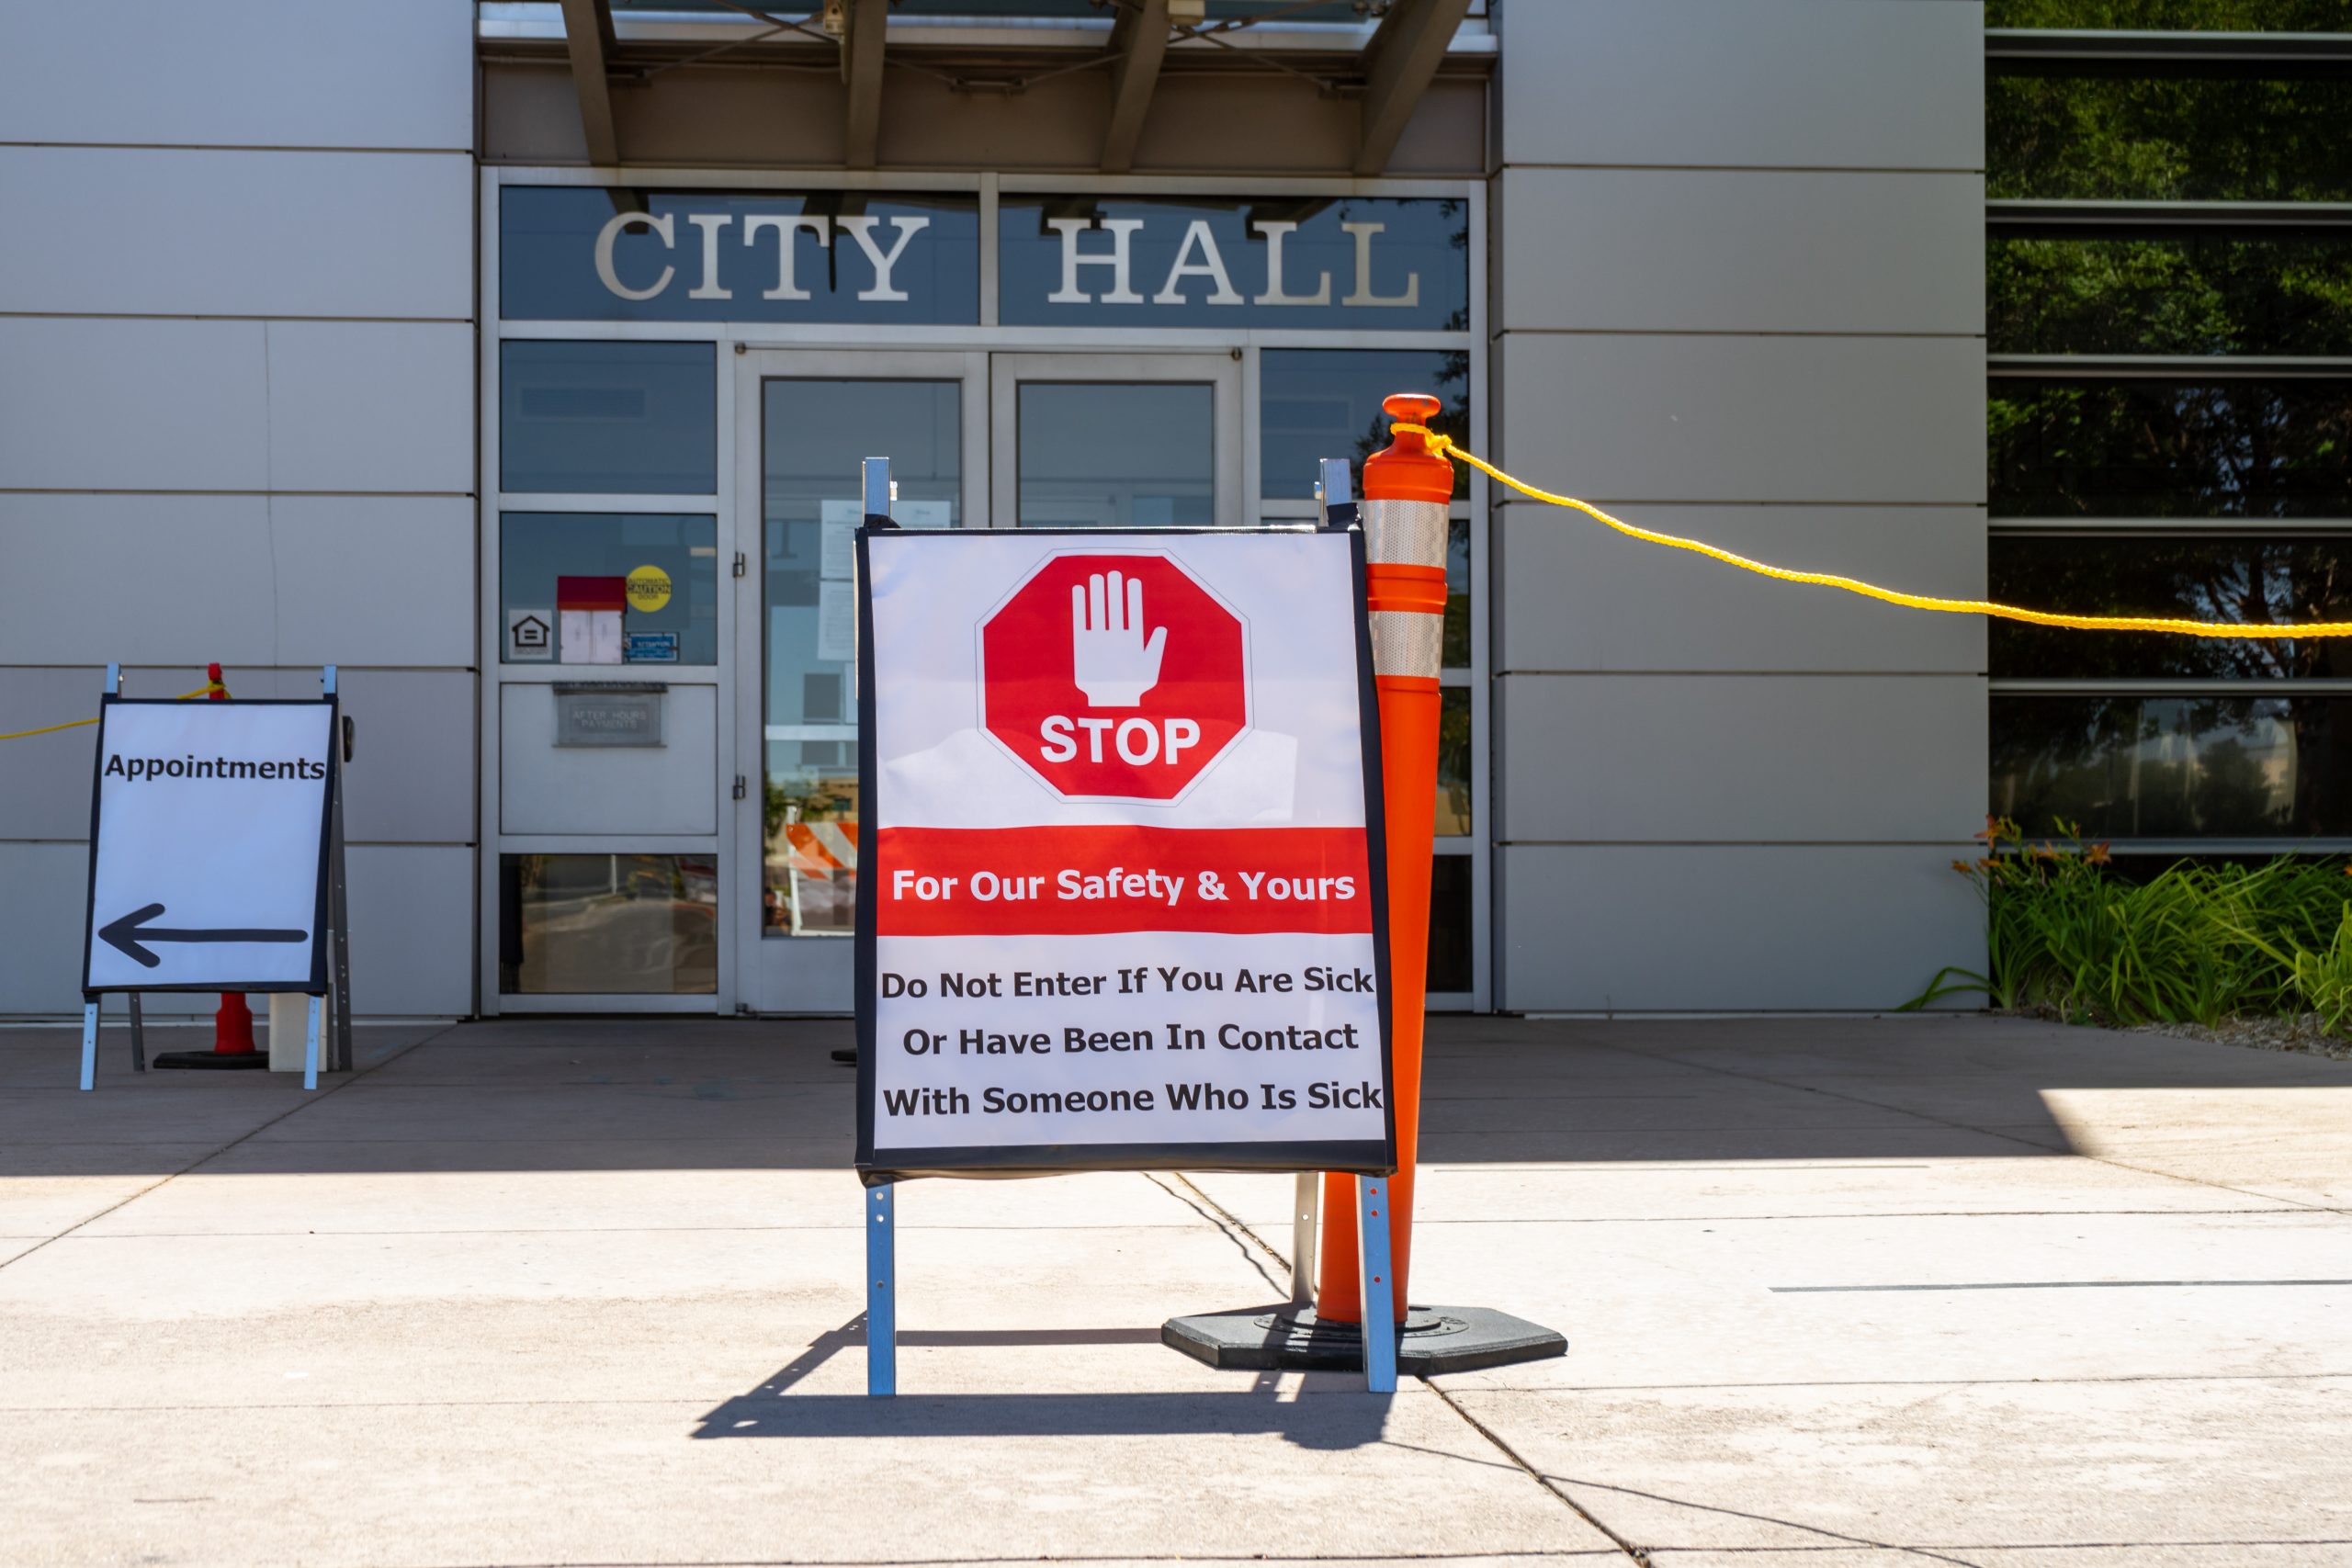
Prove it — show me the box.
[559,0,621,166]
[1353,0,1469,177]
[843,0,888,171]
[1102,0,1170,174]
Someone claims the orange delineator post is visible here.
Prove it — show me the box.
[1317,393,1453,1326]
[205,662,260,1058]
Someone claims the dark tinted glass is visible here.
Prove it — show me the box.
[1989,378,2352,518]
[500,513,719,665]
[1428,854,1474,994]
[1437,686,1472,837]
[1990,72,2352,202]
[1990,236,2352,356]
[1987,1,2352,29]
[999,195,1467,331]
[1990,536,2352,679]
[500,187,979,324]
[1260,348,1470,502]
[1444,517,1470,670]
[1017,382,1215,526]
[502,342,715,494]
[498,853,718,994]
[1991,694,2352,838]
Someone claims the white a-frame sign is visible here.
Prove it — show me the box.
[77,667,352,1090]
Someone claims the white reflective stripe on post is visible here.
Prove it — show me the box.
[867,1183,897,1396]
[1357,1174,1397,1393]
[303,995,322,1091]
[1359,497,1449,570]
[79,1001,98,1092]
[1369,610,1444,683]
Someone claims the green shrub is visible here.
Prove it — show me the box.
[1905,818,2352,1032]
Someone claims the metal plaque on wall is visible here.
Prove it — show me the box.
[553,684,666,748]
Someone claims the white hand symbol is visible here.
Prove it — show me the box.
[1070,569,1168,708]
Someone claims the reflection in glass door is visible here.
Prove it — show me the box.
[990,354,1241,527]
[734,351,985,1013]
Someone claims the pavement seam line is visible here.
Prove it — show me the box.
[1159,1175,1658,1567]
[0,1023,458,1279]
[1422,1382,1655,1567]
[1151,1171,1288,1295]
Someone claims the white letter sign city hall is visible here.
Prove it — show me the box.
[497,190,1464,327]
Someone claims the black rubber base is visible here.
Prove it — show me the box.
[1163,1303,1566,1376]
[152,1051,270,1070]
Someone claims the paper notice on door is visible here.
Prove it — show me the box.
[820,518,855,581]
[816,579,856,663]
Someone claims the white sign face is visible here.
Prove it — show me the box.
[83,700,335,993]
[857,528,1394,1179]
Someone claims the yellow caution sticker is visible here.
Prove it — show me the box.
[625,564,673,614]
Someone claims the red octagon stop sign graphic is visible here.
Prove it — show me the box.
[979,553,1250,801]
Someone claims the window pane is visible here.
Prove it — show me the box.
[1437,686,1472,837]
[1428,855,1473,994]
[1260,348,1471,502]
[1989,378,2352,519]
[1444,517,1471,669]
[501,342,715,494]
[498,853,718,994]
[1991,694,2352,839]
[1017,381,1214,526]
[500,513,718,665]
[1990,536,2352,679]
[760,379,962,937]
[1990,72,2352,202]
[1990,236,2352,357]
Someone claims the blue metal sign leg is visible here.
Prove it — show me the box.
[867,1183,897,1396]
[303,995,322,1091]
[79,1001,98,1092]
[1357,1175,1398,1393]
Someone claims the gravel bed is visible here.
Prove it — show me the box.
[1991,1007,2352,1061]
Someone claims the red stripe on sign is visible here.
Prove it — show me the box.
[875,826,1374,937]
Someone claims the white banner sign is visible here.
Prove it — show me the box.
[82,700,336,994]
[856,527,1395,1180]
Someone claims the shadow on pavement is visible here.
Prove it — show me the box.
[6,1014,2351,1179]
[696,1314,1395,1448]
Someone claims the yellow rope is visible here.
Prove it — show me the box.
[1395,423,2352,639]
[0,682,226,742]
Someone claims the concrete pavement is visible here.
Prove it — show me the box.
[4,1014,2349,1566]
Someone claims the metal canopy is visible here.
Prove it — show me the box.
[524,1,1493,175]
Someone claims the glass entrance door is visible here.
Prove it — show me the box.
[989,354,1242,527]
[734,350,986,1013]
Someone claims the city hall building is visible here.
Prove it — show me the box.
[10,2,2323,1021]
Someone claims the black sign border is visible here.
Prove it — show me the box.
[79,695,339,997]
[854,525,1397,1184]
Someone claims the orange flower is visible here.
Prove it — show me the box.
[2086,843,2111,864]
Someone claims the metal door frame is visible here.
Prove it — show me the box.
[733,348,989,1015]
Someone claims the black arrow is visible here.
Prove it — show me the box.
[98,902,306,969]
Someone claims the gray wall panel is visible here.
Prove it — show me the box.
[0,319,471,493]
[266,321,475,493]
[1497,674,1985,842]
[1497,843,1984,1012]
[1497,168,1984,334]
[0,148,472,319]
[0,0,472,151]
[0,843,91,1014]
[0,667,472,846]
[0,496,474,668]
[1496,502,1986,673]
[1496,0,1984,171]
[1497,333,1986,504]
[345,844,474,1016]
[0,319,268,491]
